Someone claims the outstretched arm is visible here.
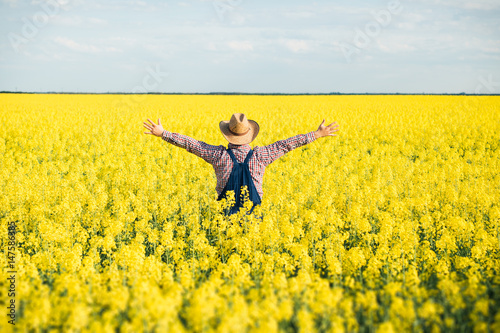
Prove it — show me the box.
[143,118,223,164]
[314,119,339,139]
[256,119,339,166]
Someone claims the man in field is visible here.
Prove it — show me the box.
[143,113,339,215]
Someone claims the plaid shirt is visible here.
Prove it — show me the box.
[162,130,317,198]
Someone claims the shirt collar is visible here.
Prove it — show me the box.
[228,143,251,149]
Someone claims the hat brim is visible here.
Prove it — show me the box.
[219,120,259,145]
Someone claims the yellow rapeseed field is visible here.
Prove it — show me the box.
[0,93,499,332]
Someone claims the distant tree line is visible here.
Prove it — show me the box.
[0,91,497,96]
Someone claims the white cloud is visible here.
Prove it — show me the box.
[481,44,500,53]
[205,42,217,51]
[104,46,121,53]
[51,37,122,54]
[462,1,500,10]
[421,0,500,10]
[53,16,108,27]
[282,11,315,19]
[54,37,99,53]
[284,39,309,53]
[108,37,136,44]
[227,41,253,51]
[54,16,83,27]
[88,17,108,25]
[29,0,75,10]
[377,40,416,53]
[2,0,18,7]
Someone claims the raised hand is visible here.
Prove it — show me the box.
[143,118,165,137]
[314,119,339,139]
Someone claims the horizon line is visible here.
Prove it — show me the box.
[1,91,499,96]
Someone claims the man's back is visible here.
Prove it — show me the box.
[162,131,316,199]
[144,114,339,203]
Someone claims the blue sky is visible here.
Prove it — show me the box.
[0,0,499,93]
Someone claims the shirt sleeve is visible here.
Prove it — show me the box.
[162,130,224,164]
[254,131,316,166]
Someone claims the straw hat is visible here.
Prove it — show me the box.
[219,113,259,145]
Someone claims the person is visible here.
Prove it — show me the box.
[143,113,339,216]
